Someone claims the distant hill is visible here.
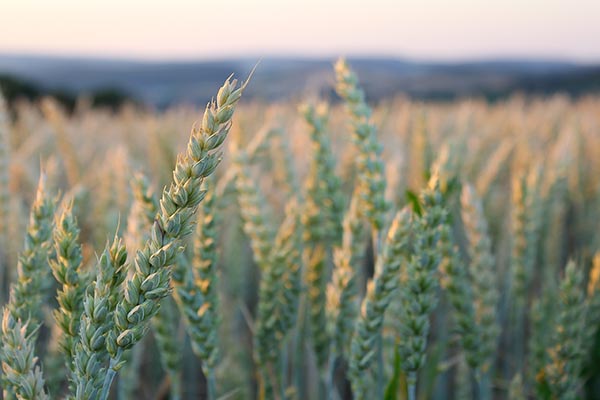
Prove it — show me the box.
[1,54,599,108]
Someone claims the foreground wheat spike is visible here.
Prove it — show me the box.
[50,203,85,377]
[327,194,365,359]
[5,174,57,329]
[254,200,303,398]
[460,185,500,376]
[1,311,48,400]
[72,237,127,400]
[544,260,586,400]
[301,103,345,244]
[349,207,412,400]
[398,174,446,400]
[334,59,388,232]
[101,73,250,400]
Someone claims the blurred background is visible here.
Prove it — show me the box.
[1,0,600,110]
[2,2,600,399]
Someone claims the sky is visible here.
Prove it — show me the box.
[1,0,600,62]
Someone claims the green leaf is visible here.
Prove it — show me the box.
[405,190,423,217]
[384,345,402,400]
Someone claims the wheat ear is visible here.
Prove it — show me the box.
[349,208,412,399]
[5,173,57,329]
[72,237,127,399]
[50,202,85,378]
[101,73,251,400]
[1,311,49,400]
[398,174,446,400]
[174,181,221,399]
[544,261,586,400]
[327,194,365,359]
[254,200,303,399]
[334,59,388,232]
[301,103,345,244]
[1,174,55,399]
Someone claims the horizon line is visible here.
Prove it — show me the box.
[1,50,599,66]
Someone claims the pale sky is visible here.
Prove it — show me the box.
[1,0,600,61]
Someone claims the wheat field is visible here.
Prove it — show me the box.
[0,60,599,400]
